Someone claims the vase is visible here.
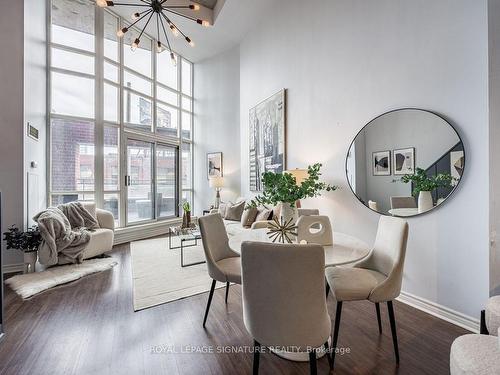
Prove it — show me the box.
[279,202,299,225]
[182,211,191,228]
[418,191,433,213]
[23,251,37,274]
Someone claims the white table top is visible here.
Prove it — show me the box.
[228,229,371,267]
[388,208,420,217]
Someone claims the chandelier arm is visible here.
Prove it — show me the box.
[128,8,153,29]
[160,12,188,39]
[162,8,198,22]
[137,11,155,40]
[156,12,161,43]
[139,0,151,4]
[159,14,173,52]
[112,3,151,7]
[163,5,195,8]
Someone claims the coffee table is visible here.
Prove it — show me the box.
[168,226,204,267]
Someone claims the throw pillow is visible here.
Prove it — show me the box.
[272,204,282,220]
[225,201,246,221]
[255,208,272,222]
[241,207,259,227]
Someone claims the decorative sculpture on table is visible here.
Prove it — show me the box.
[267,217,298,244]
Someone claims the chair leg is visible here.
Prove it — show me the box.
[480,310,489,334]
[225,282,230,304]
[253,340,261,375]
[202,280,216,328]
[309,351,317,375]
[331,301,343,368]
[387,300,400,364]
[324,341,333,370]
[375,302,382,334]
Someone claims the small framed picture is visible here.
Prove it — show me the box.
[207,152,223,179]
[373,150,391,176]
[393,147,415,175]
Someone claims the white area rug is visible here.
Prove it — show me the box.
[131,236,223,311]
[5,258,118,299]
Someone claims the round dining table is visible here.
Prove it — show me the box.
[228,228,371,362]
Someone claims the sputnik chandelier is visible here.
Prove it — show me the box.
[96,0,210,64]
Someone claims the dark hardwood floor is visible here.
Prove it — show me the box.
[0,243,468,375]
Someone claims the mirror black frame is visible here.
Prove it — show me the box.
[345,108,466,217]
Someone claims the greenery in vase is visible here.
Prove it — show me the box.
[3,225,42,253]
[400,168,455,196]
[181,201,191,213]
[247,163,337,208]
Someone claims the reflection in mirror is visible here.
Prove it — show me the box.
[346,109,464,217]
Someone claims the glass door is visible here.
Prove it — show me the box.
[125,139,154,224]
[156,144,178,219]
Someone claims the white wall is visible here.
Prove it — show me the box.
[239,0,489,318]
[24,0,47,226]
[194,46,240,215]
[0,0,25,268]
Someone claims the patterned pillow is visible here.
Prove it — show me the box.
[218,203,228,217]
[225,201,246,221]
[255,208,272,222]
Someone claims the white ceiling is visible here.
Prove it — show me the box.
[110,0,274,62]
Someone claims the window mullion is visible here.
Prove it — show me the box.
[95,7,104,209]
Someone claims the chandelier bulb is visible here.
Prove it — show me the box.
[131,38,140,51]
[196,19,211,27]
[169,24,179,37]
[156,41,163,53]
[97,0,114,7]
[186,37,195,47]
[189,4,200,10]
[131,12,141,20]
[116,27,128,37]
[170,52,177,66]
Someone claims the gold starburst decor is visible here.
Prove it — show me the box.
[267,217,298,244]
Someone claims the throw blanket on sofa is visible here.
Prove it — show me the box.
[33,202,99,266]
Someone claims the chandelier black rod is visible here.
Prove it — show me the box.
[160,12,188,39]
[128,9,153,29]
[159,15,173,53]
[162,7,199,23]
[137,11,154,40]
[112,3,151,7]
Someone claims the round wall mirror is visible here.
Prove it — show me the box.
[346,108,465,217]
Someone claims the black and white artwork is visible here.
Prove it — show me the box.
[207,152,223,179]
[372,150,391,176]
[450,150,464,186]
[393,147,415,175]
[249,89,286,191]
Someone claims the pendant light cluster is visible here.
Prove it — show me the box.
[96,0,210,65]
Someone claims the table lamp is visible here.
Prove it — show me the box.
[209,176,224,209]
[284,168,309,208]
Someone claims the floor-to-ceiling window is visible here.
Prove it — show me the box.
[49,0,193,228]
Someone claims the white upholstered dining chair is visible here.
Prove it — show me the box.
[325,215,409,368]
[296,215,333,245]
[241,242,333,375]
[198,213,242,327]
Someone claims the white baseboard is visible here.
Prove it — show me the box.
[397,291,479,333]
[2,263,24,274]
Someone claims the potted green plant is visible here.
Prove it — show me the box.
[247,163,337,224]
[400,168,454,213]
[181,201,192,228]
[3,225,42,273]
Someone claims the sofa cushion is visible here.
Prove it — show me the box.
[218,203,228,217]
[223,220,249,236]
[256,208,272,221]
[241,207,259,227]
[225,201,245,221]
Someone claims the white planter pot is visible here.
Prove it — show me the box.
[418,191,433,213]
[279,202,299,225]
[23,251,37,274]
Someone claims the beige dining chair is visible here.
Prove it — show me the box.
[390,196,417,209]
[296,215,333,246]
[325,215,409,367]
[241,242,333,375]
[198,213,242,328]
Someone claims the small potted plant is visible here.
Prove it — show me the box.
[400,168,455,213]
[3,225,42,273]
[248,163,337,224]
[181,201,192,228]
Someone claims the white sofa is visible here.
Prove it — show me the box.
[58,202,115,264]
[214,206,320,237]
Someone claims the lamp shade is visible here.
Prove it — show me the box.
[285,168,309,186]
[209,176,224,188]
